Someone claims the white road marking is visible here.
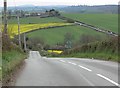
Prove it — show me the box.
[97,74,120,87]
[68,62,77,65]
[68,62,72,64]
[60,60,65,62]
[78,65,92,72]
[42,57,47,58]
[60,60,77,66]
[71,63,77,65]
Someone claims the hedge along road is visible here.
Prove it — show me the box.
[14,51,119,86]
[57,16,118,37]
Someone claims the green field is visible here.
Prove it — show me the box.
[62,13,118,33]
[8,14,117,46]
[8,17,65,24]
[27,25,108,45]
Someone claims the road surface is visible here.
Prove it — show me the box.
[15,51,119,86]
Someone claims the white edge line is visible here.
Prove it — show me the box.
[78,65,92,72]
[97,74,120,87]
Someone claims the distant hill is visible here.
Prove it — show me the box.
[6,5,68,12]
[1,5,118,14]
[60,5,118,14]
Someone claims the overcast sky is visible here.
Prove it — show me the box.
[0,0,119,6]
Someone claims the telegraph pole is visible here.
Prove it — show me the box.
[3,0,7,34]
[17,12,21,48]
[23,33,27,52]
[3,0,11,50]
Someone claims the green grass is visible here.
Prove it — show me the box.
[0,53,1,81]
[62,13,118,33]
[62,52,118,62]
[62,37,119,62]
[0,70,1,81]
[2,50,26,80]
[8,14,116,46]
[27,25,108,45]
[8,17,65,24]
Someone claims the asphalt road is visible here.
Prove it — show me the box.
[15,51,119,86]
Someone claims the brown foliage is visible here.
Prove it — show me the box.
[2,33,12,51]
[63,36,119,55]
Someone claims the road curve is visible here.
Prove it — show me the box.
[15,51,119,86]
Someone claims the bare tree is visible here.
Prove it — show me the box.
[79,34,98,44]
[64,32,74,49]
[28,37,45,50]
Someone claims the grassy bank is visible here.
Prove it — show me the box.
[0,53,2,81]
[2,50,26,81]
[62,52,118,61]
[0,70,1,81]
[62,37,119,62]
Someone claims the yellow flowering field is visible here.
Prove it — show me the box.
[47,50,63,54]
[5,22,72,38]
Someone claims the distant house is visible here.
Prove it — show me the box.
[25,13,31,17]
[40,15,49,18]
[37,13,41,16]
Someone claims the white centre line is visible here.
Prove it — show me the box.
[97,74,120,87]
[68,62,72,64]
[78,65,92,72]
[60,60,66,63]
[71,63,77,65]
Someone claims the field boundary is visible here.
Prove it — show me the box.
[19,23,75,35]
[57,15,118,37]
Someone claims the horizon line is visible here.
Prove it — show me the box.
[0,4,118,8]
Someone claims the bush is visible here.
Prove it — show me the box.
[62,36,119,62]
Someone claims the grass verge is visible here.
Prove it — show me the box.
[62,37,119,62]
[62,52,118,62]
[2,50,27,84]
[0,70,1,82]
[0,52,2,82]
